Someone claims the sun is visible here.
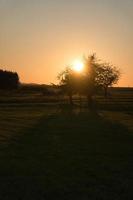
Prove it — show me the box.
[72,60,84,72]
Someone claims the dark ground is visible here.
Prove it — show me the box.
[0,105,133,200]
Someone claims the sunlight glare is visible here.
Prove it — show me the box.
[73,60,84,72]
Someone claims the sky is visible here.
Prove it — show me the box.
[0,0,133,86]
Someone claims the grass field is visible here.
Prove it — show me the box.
[0,87,133,110]
[0,99,133,199]
[0,88,133,199]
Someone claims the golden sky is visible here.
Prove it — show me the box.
[0,0,133,86]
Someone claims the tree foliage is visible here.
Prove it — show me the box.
[58,67,77,104]
[95,63,120,96]
[58,54,120,106]
[0,69,19,89]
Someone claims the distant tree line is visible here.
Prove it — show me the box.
[58,54,120,106]
[0,69,19,89]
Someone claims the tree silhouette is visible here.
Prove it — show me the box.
[0,69,19,89]
[95,63,120,97]
[83,55,120,100]
[58,54,120,106]
[58,67,75,105]
[83,54,97,106]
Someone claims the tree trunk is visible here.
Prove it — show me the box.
[79,94,82,107]
[68,94,73,105]
[104,86,108,98]
[87,94,93,108]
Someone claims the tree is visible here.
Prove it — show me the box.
[83,54,97,106]
[58,67,75,105]
[83,55,120,99]
[95,63,120,97]
[57,54,120,106]
[0,69,19,89]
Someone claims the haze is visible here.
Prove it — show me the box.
[0,0,133,86]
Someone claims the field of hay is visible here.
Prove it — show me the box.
[0,87,133,199]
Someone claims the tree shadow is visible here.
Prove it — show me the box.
[0,107,133,199]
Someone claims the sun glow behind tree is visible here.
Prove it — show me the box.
[72,60,84,72]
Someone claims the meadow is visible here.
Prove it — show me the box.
[0,88,133,199]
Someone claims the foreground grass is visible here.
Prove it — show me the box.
[0,106,57,145]
[0,106,133,199]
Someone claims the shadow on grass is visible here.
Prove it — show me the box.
[0,107,133,200]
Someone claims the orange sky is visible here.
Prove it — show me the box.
[0,0,133,86]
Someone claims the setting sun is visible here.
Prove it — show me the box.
[72,60,84,72]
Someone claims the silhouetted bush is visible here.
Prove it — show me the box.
[0,69,19,90]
